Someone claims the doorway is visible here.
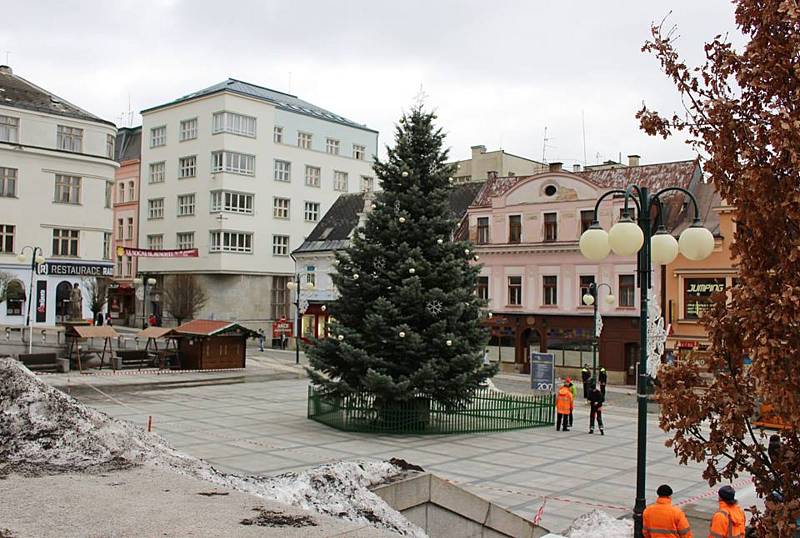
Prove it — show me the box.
[55,281,72,323]
[624,342,639,385]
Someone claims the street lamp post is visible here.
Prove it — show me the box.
[287,276,314,365]
[17,246,46,354]
[579,184,714,538]
[582,282,615,382]
[133,275,157,328]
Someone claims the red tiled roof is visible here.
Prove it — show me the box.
[173,319,233,336]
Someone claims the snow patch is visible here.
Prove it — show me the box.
[562,510,633,537]
[0,358,426,537]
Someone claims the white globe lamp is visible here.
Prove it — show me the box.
[608,215,644,257]
[579,224,611,261]
[679,223,715,261]
[582,293,595,306]
[605,294,616,306]
[651,227,680,265]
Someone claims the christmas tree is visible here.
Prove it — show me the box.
[307,105,496,409]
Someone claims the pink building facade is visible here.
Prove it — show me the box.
[468,159,702,384]
[109,126,141,325]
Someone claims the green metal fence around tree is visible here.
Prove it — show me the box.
[307,385,555,434]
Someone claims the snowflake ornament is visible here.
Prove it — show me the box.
[646,288,668,377]
[426,300,443,316]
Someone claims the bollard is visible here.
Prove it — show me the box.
[146,416,153,432]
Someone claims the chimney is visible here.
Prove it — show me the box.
[627,154,641,167]
[471,145,487,158]
[572,164,582,173]
[548,162,563,172]
[0,65,12,76]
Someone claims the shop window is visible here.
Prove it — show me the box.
[271,276,289,319]
[683,278,726,319]
[302,314,316,338]
[5,280,25,316]
[318,315,328,338]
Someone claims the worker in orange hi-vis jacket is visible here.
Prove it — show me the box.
[708,486,746,538]
[643,484,693,538]
[555,380,574,432]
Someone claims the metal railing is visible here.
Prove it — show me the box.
[308,385,555,434]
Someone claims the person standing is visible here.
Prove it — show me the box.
[555,380,574,432]
[566,377,577,428]
[258,329,265,352]
[588,383,604,435]
[599,367,608,398]
[642,484,693,538]
[709,486,746,538]
[581,365,591,400]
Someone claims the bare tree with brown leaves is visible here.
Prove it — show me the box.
[163,275,207,326]
[637,2,800,535]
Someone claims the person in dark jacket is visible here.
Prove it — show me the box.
[581,365,591,400]
[588,383,604,435]
[599,367,608,397]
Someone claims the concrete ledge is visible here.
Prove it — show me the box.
[56,358,70,373]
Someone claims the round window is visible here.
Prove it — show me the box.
[544,185,557,197]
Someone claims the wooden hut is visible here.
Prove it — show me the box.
[172,320,257,370]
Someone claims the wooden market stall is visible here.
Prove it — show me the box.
[64,324,119,372]
[172,320,258,370]
[134,326,180,369]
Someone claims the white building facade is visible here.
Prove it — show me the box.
[137,79,378,329]
[0,65,117,326]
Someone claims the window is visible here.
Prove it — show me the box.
[128,180,135,201]
[579,275,595,304]
[580,210,594,234]
[176,232,195,249]
[273,197,290,219]
[543,276,558,305]
[147,234,163,250]
[149,162,165,183]
[103,233,112,260]
[619,275,636,307]
[54,175,81,204]
[326,138,340,155]
[297,132,312,149]
[106,134,115,159]
[544,212,557,242]
[0,167,17,197]
[361,176,374,192]
[305,165,321,187]
[509,215,522,243]
[508,276,522,305]
[127,217,134,239]
[0,224,14,253]
[333,170,348,192]
[118,182,125,203]
[306,265,316,287]
[180,118,198,141]
[273,159,291,182]
[477,217,489,244]
[683,278,726,319]
[0,115,19,143]
[210,190,254,214]
[273,126,283,143]
[116,255,123,276]
[177,193,196,216]
[304,201,320,222]
[179,156,196,178]
[148,198,164,219]
[272,235,290,256]
[52,228,79,257]
[125,256,132,277]
[211,151,255,176]
[150,126,166,147]
[544,184,557,197]
[477,276,489,301]
[117,218,124,240]
[57,125,83,152]
[105,182,112,208]
[210,231,253,253]
[353,144,366,160]
[5,280,24,316]
[212,111,256,137]
[271,275,289,319]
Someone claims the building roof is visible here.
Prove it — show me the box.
[293,181,486,255]
[141,78,377,133]
[115,126,141,163]
[173,319,258,337]
[0,65,115,127]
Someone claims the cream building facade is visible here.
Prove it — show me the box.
[448,145,546,183]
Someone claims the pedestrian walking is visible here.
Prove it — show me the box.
[95,312,104,326]
[280,332,287,350]
[555,380,574,432]
[483,348,490,365]
[566,377,577,428]
[599,367,608,398]
[642,484,693,538]
[709,486,746,538]
[588,383,604,435]
[581,365,591,400]
[258,329,265,352]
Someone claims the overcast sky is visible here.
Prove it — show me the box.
[3,1,740,166]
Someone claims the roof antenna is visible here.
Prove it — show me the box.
[542,126,553,164]
[581,110,588,166]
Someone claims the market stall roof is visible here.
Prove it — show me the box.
[172,319,259,338]
[136,327,175,339]
[65,325,119,338]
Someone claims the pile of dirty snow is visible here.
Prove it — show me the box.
[0,358,425,537]
[563,510,633,537]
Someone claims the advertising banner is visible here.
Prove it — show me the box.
[530,352,556,393]
[272,318,293,338]
[121,247,198,258]
[35,280,47,323]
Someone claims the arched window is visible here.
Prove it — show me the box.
[6,279,25,316]
[128,181,135,201]
[56,280,72,319]
[118,182,125,203]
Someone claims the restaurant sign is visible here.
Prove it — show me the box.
[684,277,726,319]
[36,262,113,277]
